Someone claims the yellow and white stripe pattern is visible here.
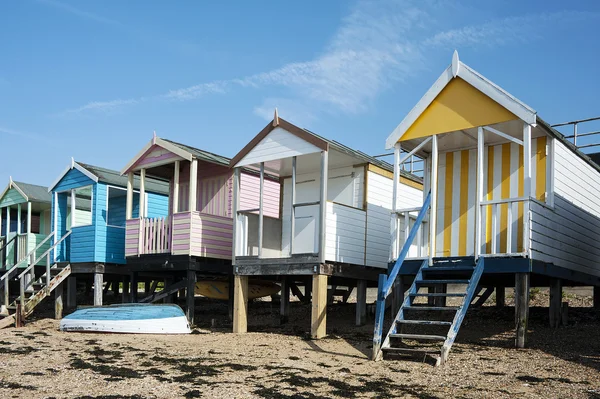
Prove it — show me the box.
[435,136,547,257]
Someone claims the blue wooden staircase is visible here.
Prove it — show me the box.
[372,192,485,365]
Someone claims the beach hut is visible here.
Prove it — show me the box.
[46,159,169,311]
[0,178,52,271]
[229,113,423,338]
[120,135,280,324]
[373,51,600,364]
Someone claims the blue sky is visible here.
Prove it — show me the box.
[1,0,599,187]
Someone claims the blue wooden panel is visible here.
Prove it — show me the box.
[63,304,186,320]
[70,225,96,263]
[53,168,95,193]
[147,192,169,218]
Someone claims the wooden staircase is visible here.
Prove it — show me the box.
[0,231,71,328]
[378,257,484,365]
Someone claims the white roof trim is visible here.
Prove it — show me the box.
[120,136,193,175]
[385,51,537,149]
[48,161,99,192]
[9,181,29,202]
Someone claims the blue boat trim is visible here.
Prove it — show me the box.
[63,304,186,321]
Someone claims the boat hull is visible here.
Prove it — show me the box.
[195,279,280,300]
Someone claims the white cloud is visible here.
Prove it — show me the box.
[61,1,599,118]
[253,98,317,126]
[62,98,139,114]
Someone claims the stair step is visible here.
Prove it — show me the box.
[416,279,470,285]
[405,306,460,311]
[396,320,452,326]
[424,266,475,272]
[390,333,447,341]
[410,292,466,297]
[382,347,440,354]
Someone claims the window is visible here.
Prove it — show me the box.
[178,183,189,212]
[107,186,140,227]
[71,186,93,227]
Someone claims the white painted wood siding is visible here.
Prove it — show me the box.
[367,171,423,268]
[236,127,321,167]
[325,202,366,265]
[530,196,600,277]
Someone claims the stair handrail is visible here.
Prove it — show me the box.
[17,231,71,280]
[0,233,55,283]
[0,234,18,267]
[373,191,431,360]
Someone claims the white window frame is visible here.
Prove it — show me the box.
[70,185,94,228]
[106,185,143,228]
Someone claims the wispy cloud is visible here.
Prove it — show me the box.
[61,1,600,119]
[0,126,53,143]
[61,98,141,115]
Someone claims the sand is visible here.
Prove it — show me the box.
[0,288,598,399]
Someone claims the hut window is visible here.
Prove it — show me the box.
[71,186,93,227]
[107,186,140,226]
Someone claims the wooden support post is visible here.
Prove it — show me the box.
[66,276,76,309]
[523,123,532,254]
[16,203,21,235]
[139,168,146,218]
[429,135,438,265]
[228,274,234,321]
[427,286,435,306]
[561,302,569,326]
[549,278,562,328]
[54,282,63,319]
[258,162,264,258]
[311,274,328,339]
[391,143,401,260]
[122,275,130,303]
[434,284,447,307]
[26,202,32,235]
[163,278,174,303]
[126,172,133,219]
[496,286,505,308]
[173,160,180,213]
[594,286,600,309]
[131,272,138,303]
[392,279,404,316]
[280,277,290,324]
[189,159,198,212]
[233,275,248,333]
[94,273,103,306]
[186,270,196,325]
[232,168,241,261]
[144,280,150,294]
[356,280,367,326]
[515,273,530,348]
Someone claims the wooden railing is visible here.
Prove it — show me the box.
[139,217,171,255]
[392,206,428,260]
[479,197,529,257]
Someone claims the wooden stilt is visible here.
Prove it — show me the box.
[122,275,130,303]
[356,280,367,326]
[391,279,403,316]
[66,276,76,309]
[515,273,530,348]
[93,273,103,306]
[103,281,111,295]
[427,286,435,306]
[549,278,562,328]
[434,284,447,307]
[594,286,600,309]
[228,274,234,321]
[311,274,328,339]
[144,280,150,294]
[131,272,138,303]
[111,280,119,296]
[496,286,505,308]
[280,277,290,324]
[233,275,249,333]
[186,270,196,325]
[54,282,63,320]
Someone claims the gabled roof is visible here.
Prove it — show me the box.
[230,114,422,183]
[385,51,537,149]
[49,159,169,195]
[0,178,52,204]
[120,134,231,175]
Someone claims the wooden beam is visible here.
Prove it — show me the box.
[173,160,180,213]
[26,202,32,235]
[258,162,264,258]
[94,273,103,306]
[523,123,532,254]
[495,286,505,308]
[549,278,562,328]
[515,273,530,348]
[139,168,146,218]
[311,274,328,339]
[66,276,76,309]
[232,168,241,262]
[54,282,63,319]
[233,275,248,333]
[303,278,312,304]
[483,125,524,146]
[280,277,290,324]
[290,282,304,301]
[429,135,439,265]
[138,279,187,303]
[189,159,198,212]
[356,280,367,326]
[126,172,133,219]
[186,270,196,325]
[318,151,328,263]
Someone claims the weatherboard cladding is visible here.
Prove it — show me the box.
[76,162,169,195]
[0,188,26,207]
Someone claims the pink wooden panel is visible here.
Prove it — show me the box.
[125,219,140,257]
[190,212,233,260]
[239,172,280,218]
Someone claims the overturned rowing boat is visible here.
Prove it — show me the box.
[60,304,191,334]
